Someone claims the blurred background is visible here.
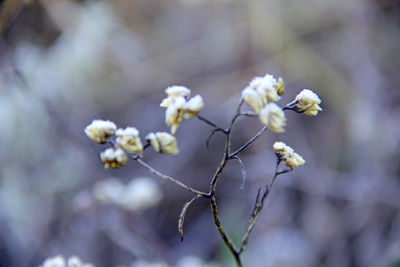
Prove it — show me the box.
[1,0,400,266]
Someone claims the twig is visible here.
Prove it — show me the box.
[238,160,292,254]
[206,128,226,149]
[232,155,247,190]
[210,195,242,267]
[229,126,267,159]
[197,115,227,132]
[135,158,209,198]
[178,196,201,241]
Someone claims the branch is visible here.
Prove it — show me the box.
[210,195,243,267]
[229,126,267,159]
[135,158,209,198]
[238,160,292,254]
[197,115,226,132]
[178,196,201,241]
[232,155,247,190]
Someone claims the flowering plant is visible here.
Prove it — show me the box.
[84,73,322,266]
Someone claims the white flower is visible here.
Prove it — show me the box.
[84,119,116,144]
[292,89,322,116]
[183,94,204,119]
[160,85,191,108]
[165,96,186,134]
[93,178,125,204]
[160,86,205,134]
[100,148,128,169]
[118,178,163,212]
[242,74,284,113]
[116,127,143,154]
[146,132,179,154]
[41,256,94,267]
[273,141,305,168]
[242,87,264,113]
[259,103,286,132]
[42,255,66,267]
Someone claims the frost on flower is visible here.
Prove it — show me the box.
[161,86,204,134]
[242,74,284,113]
[100,148,128,169]
[116,127,143,154]
[291,89,322,116]
[118,178,163,211]
[259,103,286,132]
[273,141,305,168]
[84,119,116,144]
[146,132,179,154]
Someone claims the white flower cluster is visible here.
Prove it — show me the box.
[160,85,204,134]
[93,177,163,211]
[100,148,128,169]
[40,255,94,267]
[84,120,116,144]
[273,142,305,168]
[291,89,322,116]
[146,132,179,154]
[242,74,322,132]
[85,120,179,169]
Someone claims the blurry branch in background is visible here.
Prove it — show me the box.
[84,75,322,266]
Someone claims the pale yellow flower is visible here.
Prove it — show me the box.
[259,103,286,132]
[183,94,204,119]
[84,119,116,144]
[146,132,179,154]
[160,85,191,108]
[293,89,322,116]
[273,141,305,168]
[242,87,264,113]
[165,96,186,134]
[242,74,284,113]
[100,148,128,169]
[42,255,66,267]
[116,127,143,154]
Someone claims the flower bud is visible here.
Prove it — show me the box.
[165,96,186,134]
[259,103,286,132]
[293,89,322,116]
[84,120,116,144]
[183,94,204,119]
[273,141,305,168]
[160,85,191,108]
[146,132,179,154]
[100,148,128,169]
[275,77,285,96]
[242,87,264,113]
[116,127,143,154]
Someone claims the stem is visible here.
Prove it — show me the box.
[135,158,209,198]
[229,126,267,159]
[238,160,292,254]
[197,115,226,132]
[210,195,243,267]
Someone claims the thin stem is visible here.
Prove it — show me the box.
[229,126,267,159]
[135,158,209,198]
[197,115,226,132]
[210,195,242,267]
[238,160,292,254]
